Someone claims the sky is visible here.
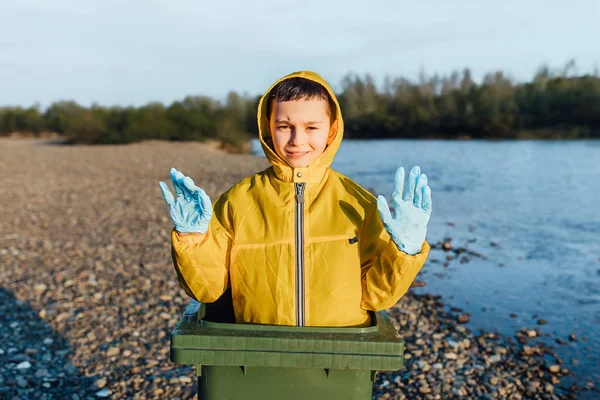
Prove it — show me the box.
[1,0,599,108]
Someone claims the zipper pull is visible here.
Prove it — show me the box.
[295,183,305,203]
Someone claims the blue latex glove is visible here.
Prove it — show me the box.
[377,166,432,255]
[158,168,213,234]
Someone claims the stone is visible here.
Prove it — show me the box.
[17,376,28,388]
[527,380,540,393]
[34,283,48,293]
[15,361,31,369]
[10,354,29,362]
[488,355,501,363]
[457,314,470,323]
[95,388,111,397]
[106,347,120,357]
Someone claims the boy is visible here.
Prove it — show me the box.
[159,70,432,327]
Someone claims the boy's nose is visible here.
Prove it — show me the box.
[289,128,307,145]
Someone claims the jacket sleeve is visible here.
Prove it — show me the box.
[171,195,233,303]
[359,204,430,311]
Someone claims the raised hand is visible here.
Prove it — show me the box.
[377,166,432,255]
[159,168,213,234]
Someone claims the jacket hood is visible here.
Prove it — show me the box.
[257,70,344,183]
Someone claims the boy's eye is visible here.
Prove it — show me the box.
[307,127,317,130]
[278,126,289,130]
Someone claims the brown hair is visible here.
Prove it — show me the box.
[266,77,336,123]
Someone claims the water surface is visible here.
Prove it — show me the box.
[252,138,600,384]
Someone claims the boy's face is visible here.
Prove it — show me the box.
[267,97,338,168]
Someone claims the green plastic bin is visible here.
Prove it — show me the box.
[170,290,404,399]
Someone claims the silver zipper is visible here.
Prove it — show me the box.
[295,182,306,327]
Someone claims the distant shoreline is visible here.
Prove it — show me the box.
[3,131,599,158]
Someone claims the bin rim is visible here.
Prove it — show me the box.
[196,303,379,334]
[171,306,404,370]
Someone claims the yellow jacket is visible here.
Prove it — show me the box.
[172,71,430,327]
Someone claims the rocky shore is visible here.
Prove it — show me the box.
[374,288,592,399]
[0,138,596,399]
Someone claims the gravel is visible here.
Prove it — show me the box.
[1,138,596,399]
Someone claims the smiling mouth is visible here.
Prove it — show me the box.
[286,151,309,158]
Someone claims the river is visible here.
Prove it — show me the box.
[252,138,600,384]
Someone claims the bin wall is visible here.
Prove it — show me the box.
[199,365,374,400]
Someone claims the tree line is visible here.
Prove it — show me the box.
[338,61,600,140]
[2,63,599,149]
[0,92,258,151]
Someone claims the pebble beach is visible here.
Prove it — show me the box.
[0,138,596,399]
